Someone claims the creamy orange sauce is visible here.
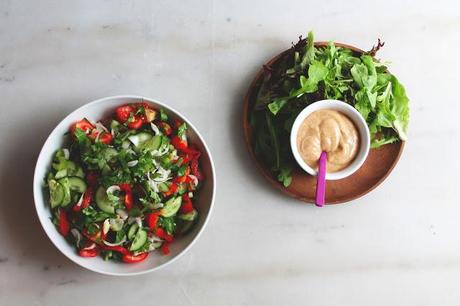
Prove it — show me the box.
[296,109,359,172]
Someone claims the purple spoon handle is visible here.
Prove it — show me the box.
[315,151,327,207]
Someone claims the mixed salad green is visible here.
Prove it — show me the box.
[250,31,409,187]
[45,103,203,263]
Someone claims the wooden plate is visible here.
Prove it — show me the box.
[243,42,405,204]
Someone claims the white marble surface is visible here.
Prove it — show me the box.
[1,0,460,305]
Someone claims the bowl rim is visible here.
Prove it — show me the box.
[290,99,370,180]
[32,95,216,276]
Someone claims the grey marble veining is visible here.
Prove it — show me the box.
[0,0,459,305]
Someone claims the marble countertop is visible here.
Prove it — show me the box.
[1,0,460,305]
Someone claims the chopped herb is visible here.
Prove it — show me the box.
[177,122,187,137]
[158,216,175,235]
[160,108,168,121]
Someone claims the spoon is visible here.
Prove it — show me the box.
[315,151,327,207]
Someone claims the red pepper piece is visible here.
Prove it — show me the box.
[173,176,187,184]
[173,119,182,129]
[82,228,102,244]
[184,146,201,158]
[127,116,144,129]
[115,105,135,123]
[118,183,131,192]
[102,245,130,255]
[86,171,99,187]
[82,188,93,208]
[181,153,193,165]
[70,118,94,135]
[78,248,98,257]
[118,183,133,210]
[181,201,193,214]
[164,234,174,243]
[88,130,113,144]
[171,136,188,151]
[154,227,166,238]
[173,167,190,184]
[158,122,172,135]
[180,194,194,214]
[58,208,70,236]
[173,166,191,183]
[72,204,81,212]
[124,192,133,210]
[154,228,174,242]
[72,187,93,212]
[146,212,160,229]
[98,132,113,144]
[122,252,149,263]
[162,182,178,197]
[190,158,203,180]
[161,243,170,255]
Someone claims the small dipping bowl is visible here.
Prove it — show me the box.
[290,99,370,180]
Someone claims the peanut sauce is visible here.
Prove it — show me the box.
[296,109,359,172]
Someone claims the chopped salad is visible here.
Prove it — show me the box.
[45,103,203,263]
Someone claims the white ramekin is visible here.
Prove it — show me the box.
[290,99,370,180]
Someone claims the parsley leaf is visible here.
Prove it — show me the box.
[177,122,187,137]
[160,108,168,121]
[158,216,176,235]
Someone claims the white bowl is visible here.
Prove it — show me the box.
[290,99,370,180]
[33,95,216,275]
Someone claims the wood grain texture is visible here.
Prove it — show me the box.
[243,42,404,204]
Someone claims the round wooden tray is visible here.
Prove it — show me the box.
[243,42,404,204]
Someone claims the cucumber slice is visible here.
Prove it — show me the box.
[95,186,115,214]
[46,172,54,182]
[128,132,152,148]
[127,223,139,240]
[177,210,198,235]
[161,135,171,146]
[158,182,169,192]
[129,229,147,251]
[109,218,124,231]
[49,179,64,208]
[67,176,87,193]
[178,209,198,222]
[101,164,111,175]
[54,169,68,179]
[160,156,172,169]
[150,241,162,250]
[74,166,85,178]
[67,161,77,170]
[103,147,118,162]
[110,120,120,131]
[140,135,161,151]
[160,197,182,217]
[177,219,195,235]
[54,148,69,160]
[57,178,72,206]
[62,160,76,172]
